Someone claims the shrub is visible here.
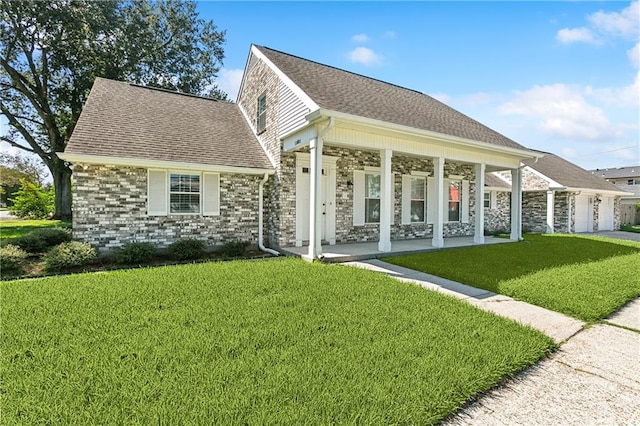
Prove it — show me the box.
[112,242,158,264]
[0,244,28,274]
[220,240,250,258]
[44,241,97,271]
[9,179,54,219]
[166,238,205,261]
[13,228,72,253]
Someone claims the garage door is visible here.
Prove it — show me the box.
[575,194,593,233]
[599,196,614,231]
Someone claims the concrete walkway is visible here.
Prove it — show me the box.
[345,260,640,424]
[592,230,640,243]
[346,259,584,343]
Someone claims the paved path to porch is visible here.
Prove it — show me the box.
[283,236,513,263]
[345,260,640,424]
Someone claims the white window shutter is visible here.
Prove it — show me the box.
[401,175,412,225]
[491,191,497,210]
[461,180,470,223]
[353,170,365,226]
[442,179,450,221]
[147,170,167,216]
[203,173,220,216]
[427,177,437,224]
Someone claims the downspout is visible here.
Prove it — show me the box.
[258,173,280,256]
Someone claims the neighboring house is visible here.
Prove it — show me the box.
[484,151,629,234]
[61,45,541,256]
[590,166,640,225]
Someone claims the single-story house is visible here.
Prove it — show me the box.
[590,166,640,225]
[484,151,629,234]
[62,45,569,257]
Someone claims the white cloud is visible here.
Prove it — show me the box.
[383,31,396,39]
[351,33,369,43]
[347,47,382,66]
[556,27,599,45]
[216,68,244,101]
[628,41,640,68]
[588,1,639,40]
[499,84,614,140]
[587,72,640,107]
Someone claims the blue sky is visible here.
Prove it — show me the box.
[201,1,639,170]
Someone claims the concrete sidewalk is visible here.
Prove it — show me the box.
[345,260,640,425]
[346,259,585,343]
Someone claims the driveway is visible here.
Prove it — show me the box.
[592,230,640,242]
[0,210,17,220]
[445,299,640,425]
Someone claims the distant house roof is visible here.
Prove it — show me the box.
[255,45,527,151]
[589,166,640,180]
[485,173,511,189]
[525,151,625,193]
[65,78,272,170]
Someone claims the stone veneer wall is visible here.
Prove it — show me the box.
[613,197,622,230]
[521,191,571,233]
[273,146,477,247]
[484,191,511,233]
[236,54,284,248]
[72,164,264,251]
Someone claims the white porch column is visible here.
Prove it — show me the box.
[308,137,323,259]
[474,163,486,244]
[510,168,522,241]
[433,157,445,248]
[546,190,555,234]
[378,149,392,252]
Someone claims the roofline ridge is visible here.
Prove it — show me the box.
[256,45,430,97]
[127,82,225,102]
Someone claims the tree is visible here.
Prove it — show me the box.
[0,152,46,205]
[0,0,226,220]
[9,179,54,219]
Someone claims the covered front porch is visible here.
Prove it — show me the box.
[280,110,537,261]
[282,235,513,263]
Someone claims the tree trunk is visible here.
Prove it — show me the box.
[50,161,73,221]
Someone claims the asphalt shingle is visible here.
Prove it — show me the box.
[66,78,272,170]
[256,45,527,150]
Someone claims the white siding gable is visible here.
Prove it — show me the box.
[278,80,310,137]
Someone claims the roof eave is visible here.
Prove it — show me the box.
[563,186,632,197]
[305,108,538,160]
[59,152,275,175]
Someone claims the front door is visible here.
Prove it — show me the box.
[295,153,337,247]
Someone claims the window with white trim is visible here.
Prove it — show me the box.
[448,180,461,222]
[147,170,219,216]
[365,173,381,223]
[484,191,491,208]
[257,93,267,133]
[410,176,426,222]
[170,174,200,214]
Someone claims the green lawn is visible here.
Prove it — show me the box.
[621,224,640,233]
[0,219,71,241]
[1,259,553,424]
[385,234,640,323]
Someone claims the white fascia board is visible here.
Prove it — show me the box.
[524,166,562,188]
[306,108,539,160]
[251,45,319,111]
[283,125,318,152]
[59,153,275,175]
[563,186,632,196]
[486,186,511,192]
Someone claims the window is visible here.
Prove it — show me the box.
[170,174,200,214]
[628,179,640,185]
[365,173,380,223]
[410,177,425,222]
[257,93,267,133]
[448,180,461,222]
[484,191,491,208]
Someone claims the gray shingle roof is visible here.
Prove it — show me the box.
[256,45,527,151]
[589,166,640,179]
[66,78,272,170]
[525,151,624,192]
[485,173,510,189]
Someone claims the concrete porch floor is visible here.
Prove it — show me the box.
[281,236,514,263]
